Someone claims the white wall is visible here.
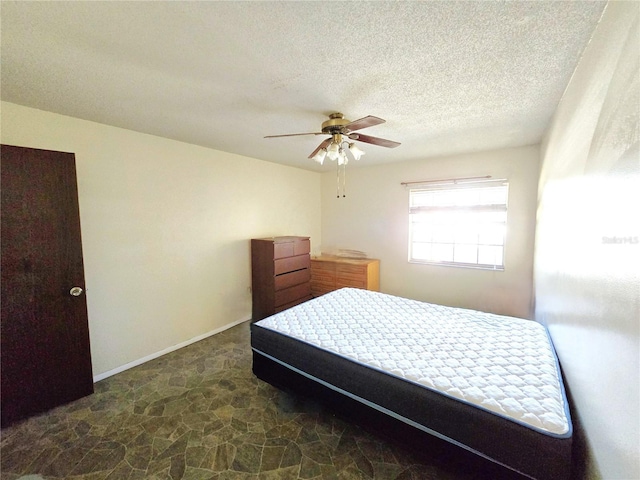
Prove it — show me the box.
[535,2,639,479]
[320,145,539,319]
[1,102,321,378]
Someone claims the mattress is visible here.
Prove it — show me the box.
[251,288,573,479]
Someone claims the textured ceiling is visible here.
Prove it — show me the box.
[1,1,606,171]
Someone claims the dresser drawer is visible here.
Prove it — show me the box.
[274,242,295,259]
[311,285,334,297]
[336,279,367,289]
[275,282,311,307]
[311,270,335,283]
[275,254,310,275]
[275,268,310,291]
[312,281,335,292]
[336,264,367,276]
[336,263,367,288]
[274,238,310,259]
[311,260,336,273]
[336,271,366,283]
[293,238,310,256]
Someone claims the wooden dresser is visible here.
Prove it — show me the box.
[310,256,380,297]
[251,236,312,321]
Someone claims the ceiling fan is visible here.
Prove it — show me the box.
[264,112,400,166]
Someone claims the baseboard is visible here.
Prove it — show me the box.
[92,316,251,383]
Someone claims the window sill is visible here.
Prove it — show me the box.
[408,260,504,271]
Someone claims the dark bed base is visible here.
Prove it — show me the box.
[251,324,572,480]
[254,352,531,479]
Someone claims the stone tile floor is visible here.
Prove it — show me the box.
[0,321,514,480]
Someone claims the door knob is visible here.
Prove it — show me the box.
[69,287,83,297]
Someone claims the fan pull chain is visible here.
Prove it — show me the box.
[342,163,346,198]
[335,162,348,198]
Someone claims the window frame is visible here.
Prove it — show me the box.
[407,178,509,271]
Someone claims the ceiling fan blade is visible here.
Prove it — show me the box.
[343,116,385,133]
[308,138,331,158]
[348,133,401,148]
[264,132,323,138]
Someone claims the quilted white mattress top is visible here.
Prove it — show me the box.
[257,288,570,436]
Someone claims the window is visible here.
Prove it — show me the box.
[408,178,508,270]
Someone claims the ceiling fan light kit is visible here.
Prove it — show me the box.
[313,140,367,166]
[265,112,400,197]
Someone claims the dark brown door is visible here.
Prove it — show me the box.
[1,144,93,427]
